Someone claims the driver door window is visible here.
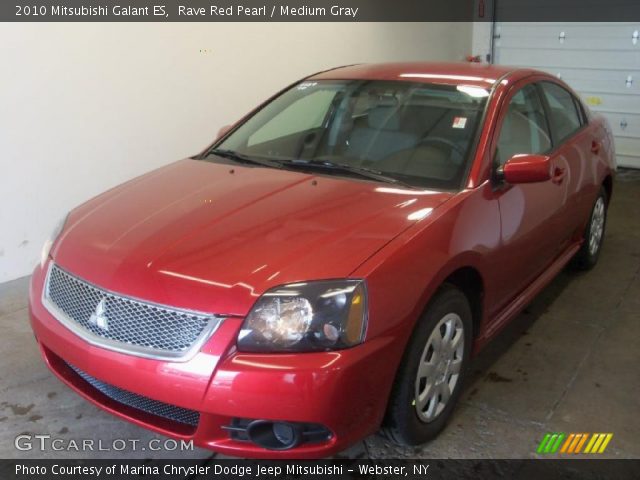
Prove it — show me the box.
[496,84,552,166]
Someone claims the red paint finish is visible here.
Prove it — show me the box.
[502,154,552,184]
[29,63,615,458]
[50,161,451,316]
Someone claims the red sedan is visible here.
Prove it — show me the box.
[29,62,615,458]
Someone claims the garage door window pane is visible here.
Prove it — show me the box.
[496,85,552,165]
[540,82,582,143]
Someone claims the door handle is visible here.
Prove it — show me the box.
[591,140,601,154]
[552,166,566,184]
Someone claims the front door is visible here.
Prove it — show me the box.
[489,81,570,314]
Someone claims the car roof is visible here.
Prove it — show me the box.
[308,62,540,89]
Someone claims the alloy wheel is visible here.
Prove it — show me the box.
[414,313,464,423]
[589,196,606,256]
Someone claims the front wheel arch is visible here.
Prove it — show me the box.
[381,283,473,445]
[441,267,484,340]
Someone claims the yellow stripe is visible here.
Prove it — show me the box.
[568,434,582,453]
[591,434,606,453]
[574,433,588,453]
[598,434,613,453]
[560,434,575,453]
[584,433,598,453]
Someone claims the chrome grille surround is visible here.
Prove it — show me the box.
[43,263,223,361]
[67,362,200,427]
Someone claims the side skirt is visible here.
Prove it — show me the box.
[473,241,582,353]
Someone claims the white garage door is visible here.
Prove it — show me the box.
[493,22,640,169]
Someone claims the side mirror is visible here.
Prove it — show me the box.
[501,154,552,184]
[216,124,232,139]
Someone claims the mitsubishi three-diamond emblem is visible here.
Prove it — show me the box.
[89,297,109,331]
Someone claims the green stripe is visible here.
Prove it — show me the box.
[544,434,559,453]
[537,433,552,454]
[550,433,566,453]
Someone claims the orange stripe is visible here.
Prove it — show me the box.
[560,434,575,453]
[568,434,582,453]
[574,433,588,453]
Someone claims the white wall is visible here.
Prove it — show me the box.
[0,22,472,283]
[471,22,493,61]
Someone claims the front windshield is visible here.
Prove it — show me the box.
[212,80,489,189]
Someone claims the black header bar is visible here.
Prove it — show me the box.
[2,0,640,22]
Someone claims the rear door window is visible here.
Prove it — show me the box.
[539,82,583,143]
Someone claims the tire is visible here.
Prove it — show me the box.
[572,187,608,270]
[383,284,473,446]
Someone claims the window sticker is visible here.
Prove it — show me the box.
[452,117,467,129]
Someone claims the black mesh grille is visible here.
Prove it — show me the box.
[46,264,216,354]
[67,362,200,427]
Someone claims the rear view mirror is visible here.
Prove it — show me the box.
[217,124,232,139]
[501,154,552,184]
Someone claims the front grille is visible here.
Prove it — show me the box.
[44,264,222,360]
[67,362,200,427]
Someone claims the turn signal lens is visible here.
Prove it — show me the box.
[40,213,68,268]
[345,284,366,344]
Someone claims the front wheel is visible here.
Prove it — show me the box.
[572,187,608,270]
[383,285,472,446]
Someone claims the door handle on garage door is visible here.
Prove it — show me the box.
[552,166,566,184]
[591,140,601,154]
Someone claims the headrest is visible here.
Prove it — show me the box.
[368,106,400,130]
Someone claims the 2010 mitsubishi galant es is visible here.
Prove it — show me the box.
[29,63,615,458]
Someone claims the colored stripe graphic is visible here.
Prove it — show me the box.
[550,433,565,453]
[537,433,552,453]
[584,433,614,453]
[599,434,614,453]
[537,433,565,453]
[575,433,588,453]
[560,433,575,453]
[539,433,613,454]
[568,433,584,453]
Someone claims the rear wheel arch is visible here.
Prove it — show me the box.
[602,174,613,203]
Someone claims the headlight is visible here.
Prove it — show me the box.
[40,214,68,268]
[237,280,367,352]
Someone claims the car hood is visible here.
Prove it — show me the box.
[53,159,452,315]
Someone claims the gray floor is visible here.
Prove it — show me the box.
[1,171,639,460]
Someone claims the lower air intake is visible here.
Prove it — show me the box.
[66,362,200,427]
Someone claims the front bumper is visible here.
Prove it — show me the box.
[28,263,397,458]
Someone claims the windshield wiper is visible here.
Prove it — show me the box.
[279,159,412,187]
[207,149,282,169]
[207,151,414,187]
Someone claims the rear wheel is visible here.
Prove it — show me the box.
[572,187,608,270]
[383,285,472,445]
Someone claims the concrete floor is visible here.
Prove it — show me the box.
[1,171,639,460]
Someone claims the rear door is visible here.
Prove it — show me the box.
[538,81,600,240]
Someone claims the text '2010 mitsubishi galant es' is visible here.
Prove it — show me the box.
[29,63,615,458]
